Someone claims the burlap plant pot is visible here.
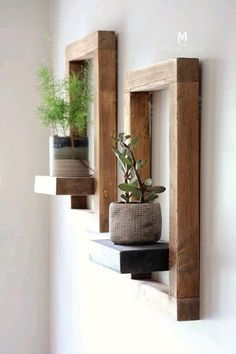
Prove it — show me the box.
[109,202,162,245]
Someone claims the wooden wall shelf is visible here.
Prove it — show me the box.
[34,176,95,196]
[89,239,169,274]
[122,57,200,321]
[35,31,117,228]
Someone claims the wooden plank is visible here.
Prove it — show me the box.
[89,239,169,274]
[125,58,200,321]
[176,297,200,321]
[66,31,116,61]
[34,176,95,196]
[169,81,200,299]
[132,280,177,317]
[65,31,117,231]
[124,91,151,181]
[126,60,177,92]
[71,196,88,209]
[97,46,117,231]
[126,58,199,92]
[176,58,199,82]
[133,280,199,321]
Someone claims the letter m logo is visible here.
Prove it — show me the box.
[178,32,187,44]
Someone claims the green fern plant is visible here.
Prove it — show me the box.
[37,63,92,140]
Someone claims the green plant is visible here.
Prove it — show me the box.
[37,63,92,139]
[113,133,166,203]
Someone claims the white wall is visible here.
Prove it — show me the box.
[49,1,236,354]
[0,1,50,353]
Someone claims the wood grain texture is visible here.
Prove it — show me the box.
[126,58,199,92]
[96,46,117,231]
[65,31,117,232]
[176,297,200,321]
[66,31,116,61]
[125,58,200,321]
[71,196,88,209]
[34,176,95,196]
[126,60,176,92]
[169,81,200,299]
[124,92,151,181]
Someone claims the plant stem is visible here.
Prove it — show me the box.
[123,142,145,203]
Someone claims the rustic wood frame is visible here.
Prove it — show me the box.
[65,31,117,232]
[125,58,200,321]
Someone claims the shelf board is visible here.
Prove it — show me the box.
[34,176,95,196]
[89,239,169,274]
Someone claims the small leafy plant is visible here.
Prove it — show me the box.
[37,63,92,140]
[113,133,166,203]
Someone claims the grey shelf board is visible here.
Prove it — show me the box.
[89,239,169,274]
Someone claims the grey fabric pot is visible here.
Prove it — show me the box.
[109,202,162,245]
[49,136,90,177]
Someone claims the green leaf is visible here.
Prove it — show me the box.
[145,192,159,202]
[119,153,132,166]
[129,177,138,185]
[144,178,152,187]
[148,186,166,193]
[125,135,131,139]
[118,183,139,192]
[132,189,142,198]
[129,136,138,146]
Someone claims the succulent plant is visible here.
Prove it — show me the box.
[113,133,166,203]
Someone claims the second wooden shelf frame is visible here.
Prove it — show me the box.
[124,58,200,321]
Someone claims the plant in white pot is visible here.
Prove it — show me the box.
[37,64,93,177]
[109,133,166,245]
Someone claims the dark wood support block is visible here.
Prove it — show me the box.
[89,239,169,274]
[34,176,95,196]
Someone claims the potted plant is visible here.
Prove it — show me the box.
[37,63,93,177]
[109,133,166,245]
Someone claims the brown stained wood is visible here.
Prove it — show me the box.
[169,81,200,299]
[66,31,116,61]
[69,60,85,75]
[129,92,151,180]
[125,58,200,321]
[176,58,199,82]
[97,47,117,231]
[71,196,88,209]
[126,58,199,93]
[177,297,200,321]
[65,31,117,232]
[34,176,95,196]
